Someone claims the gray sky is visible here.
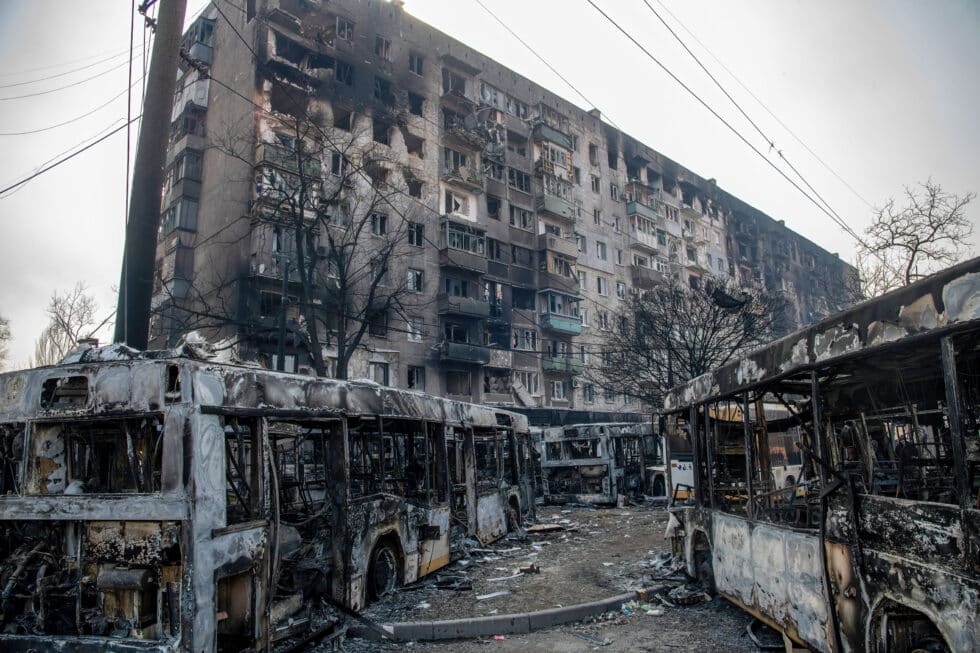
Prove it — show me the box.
[0,0,977,369]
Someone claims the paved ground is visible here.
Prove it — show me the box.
[314,504,779,652]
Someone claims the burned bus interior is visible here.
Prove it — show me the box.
[0,353,534,652]
[664,259,980,653]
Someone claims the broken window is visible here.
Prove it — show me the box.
[223,418,261,524]
[408,92,424,116]
[508,205,533,230]
[374,35,391,61]
[336,16,354,41]
[407,221,424,246]
[407,365,426,390]
[408,52,424,76]
[446,370,471,396]
[474,434,500,491]
[441,68,466,96]
[407,178,423,198]
[368,362,389,385]
[28,417,164,495]
[507,168,530,193]
[372,119,390,145]
[335,60,354,86]
[405,132,425,158]
[333,107,352,130]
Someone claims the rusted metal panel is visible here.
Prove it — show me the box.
[665,256,980,410]
[712,513,830,651]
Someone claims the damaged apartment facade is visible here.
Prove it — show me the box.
[152,0,857,415]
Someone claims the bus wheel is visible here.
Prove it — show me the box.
[368,541,399,599]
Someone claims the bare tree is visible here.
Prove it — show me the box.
[31,283,101,366]
[0,314,10,371]
[186,100,425,379]
[587,280,787,407]
[858,180,975,296]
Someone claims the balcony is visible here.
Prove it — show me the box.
[626,200,660,222]
[537,270,580,295]
[535,193,577,223]
[539,312,583,335]
[488,348,513,369]
[537,233,578,259]
[542,356,584,375]
[630,264,664,289]
[440,161,484,193]
[443,123,488,151]
[255,143,321,177]
[532,122,573,150]
[439,341,491,365]
[629,228,660,254]
[437,293,491,318]
[439,247,488,274]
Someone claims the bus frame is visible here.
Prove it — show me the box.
[0,351,534,652]
[663,259,980,653]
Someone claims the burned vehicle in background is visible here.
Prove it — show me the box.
[0,347,534,652]
[538,422,651,505]
[664,259,980,652]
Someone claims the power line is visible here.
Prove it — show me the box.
[585,0,871,251]
[650,0,875,210]
[0,54,144,101]
[640,0,861,239]
[0,118,139,198]
[0,46,131,78]
[0,49,133,89]
[0,75,145,136]
[470,0,623,132]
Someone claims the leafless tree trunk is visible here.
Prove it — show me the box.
[858,180,975,296]
[587,280,787,407]
[31,283,104,367]
[175,101,423,379]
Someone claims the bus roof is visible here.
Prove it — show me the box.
[0,351,528,432]
[664,256,980,412]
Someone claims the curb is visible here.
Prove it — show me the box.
[382,591,635,641]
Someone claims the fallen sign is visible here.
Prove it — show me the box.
[527,524,565,533]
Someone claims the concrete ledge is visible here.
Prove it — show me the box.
[385,591,634,641]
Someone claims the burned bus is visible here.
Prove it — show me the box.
[664,259,980,652]
[0,347,534,652]
[538,422,650,505]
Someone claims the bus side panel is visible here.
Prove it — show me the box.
[713,513,830,651]
[476,493,507,542]
[417,506,452,577]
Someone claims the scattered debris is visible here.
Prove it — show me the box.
[487,572,524,582]
[570,631,612,646]
[476,591,511,601]
[519,563,541,575]
[527,524,564,533]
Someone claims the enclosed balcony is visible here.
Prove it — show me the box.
[437,293,491,318]
[537,232,578,259]
[626,199,660,223]
[630,264,665,289]
[539,312,582,336]
[439,247,487,274]
[629,228,660,254]
[542,356,584,375]
[535,194,577,223]
[537,270,580,295]
[439,341,491,364]
[532,122,573,150]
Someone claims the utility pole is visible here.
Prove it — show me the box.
[114,0,188,349]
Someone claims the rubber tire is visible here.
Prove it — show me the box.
[368,542,399,600]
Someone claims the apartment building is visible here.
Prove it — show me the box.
[151,0,858,416]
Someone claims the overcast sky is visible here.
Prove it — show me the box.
[0,0,977,369]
